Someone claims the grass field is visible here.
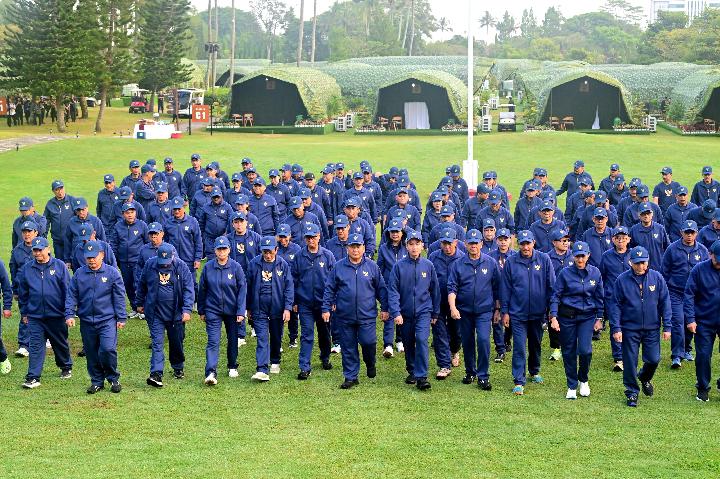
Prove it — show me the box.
[0,108,719,478]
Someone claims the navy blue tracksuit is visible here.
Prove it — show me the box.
[43,195,76,258]
[109,219,148,310]
[609,269,672,398]
[489,249,517,353]
[65,263,126,386]
[599,248,631,361]
[0,263,13,364]
[684,260,720,392]
[62,214,107,262]
[629,222,670,272]
[377,238,407,348]
[249,193,280,235]
[447,254,501,381]
[547,248,574,350]
[550,265,604,389]
[388,256,440,381]
[71,239,117,272]
[9,242,33,348]
[580,227,613,268]
[197,201,232,259]
[11,213,47,248]
[664,202,697,243]
[96,188,120,230]
[429,248,465,367]
[198,258,247,376]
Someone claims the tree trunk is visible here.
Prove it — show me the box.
[212,0,218,88]
[149,90,155,114]
[401,3,410,49]
[206,0,212,88]
[228,0,236,86]
[396,0,404,42]
[80,96,89,119]
[95,86,107,133]
[297,0,305,67]
[310,0,317,63]
[56,95,66,133]
[408,0,415,56]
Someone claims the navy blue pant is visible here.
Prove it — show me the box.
[339,318,376,381]
[669,289,693,359]
[511,317,544,386]
[558,315,594,389]
[26,317,73,381]
[119,262,138,310]
[605,306,622,361]
[694,321,720,392]
[52,240,64,261]
[383,316,403,348]
[80,320,120,386]
[298,307,331,372]
[431,314,452,369]
[148,317,185,375]
[288,310,298,343]
[493,317,513,353]
[184,261,199,306]
[621,329,660,397]
[330,314,341,345]
[17,319,29,348]
[0,319,6,362]
[204,313,239,376]
[401,314,431,380]
[459,311,493,379]
[439,302,461,354]
[253,313,284,374]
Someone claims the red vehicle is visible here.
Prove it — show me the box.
[129,95,149,114]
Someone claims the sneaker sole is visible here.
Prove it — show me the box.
[22,383,41,389]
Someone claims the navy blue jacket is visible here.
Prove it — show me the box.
[18,257,70,319]
[277,241,302,265]
[147,200,173,225]
[427,238,467,257]
[691,179,720,207]
[136,257,195,321]
[428,222,466,245]
[198,258,247,317]
[197,201,232,255]
[388,256,440,319]
[547,248,573,280]
[460,197,486,230]
[653,181,680,212]
[134,242,177,285]
[479,206,515,234]
[63,215,107,262]
[249,193,280,235]
[550,264,604,319]
[686,207,713,230]
[0,261,13,311]
[500,250,555,319]
[429,248,465,299]
[162,170,184,199]
[163,213,203,264]
[109,219,148,264]
[71,240,117,272]
[322,256,388,321]
[384,186,422,216]
[291,246,336,308]
[661,240,709,292]
[11,213,48,248]
[447,253,500,315]
[246,256,294,317]
[96,188,120,229]
[514,196,543,231]
[134,180,156,212]
[577,205,618,238]
[326,237,348,262]
[9,243,33,294]
[227,230,262,273]
[530,219,567,253]
[698,224,720,250]
[623,201,664,228]
[348,217,376,258]
[112,199,147,224]
[284,211,321,245]
[317,181,342,223]
[664,202,697,242]
[224,186,252,206]
[580,227,614,268]
[344,187,378,223]
[556,171,594,207]
[609,269,671,333]
[599,248,631,306]
[629,222,670,272]
[120,174,141,191]
[422,209,443,244]
[43,195,76,244]
[375,240,407,284]
[387,205,421,232]
[684,260,720,326]
[182,167,206,200]
[65,263,126,324]
[190,190,212,217]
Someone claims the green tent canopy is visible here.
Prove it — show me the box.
[670,69,720,123]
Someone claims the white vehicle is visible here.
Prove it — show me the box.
[166,89,204,118]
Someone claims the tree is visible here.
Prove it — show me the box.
[1,0,98,132]
[601,0,643,25]
[228,0,236,86]
[542,7,563,36]
[438,16,451,34]
[520,8,538,38]
[528,38,562,60]
[479,10,495,36]
[495,11,516,43]
[297,0,305,67]
[310,0,317,63]
[251,0,288,61]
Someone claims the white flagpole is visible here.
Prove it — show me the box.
[463,0,478,189]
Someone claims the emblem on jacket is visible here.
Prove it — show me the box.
[237,243,245,254]
[649,285,656,292]
[134,230,139,235]
[262,270,273,282]
[421,272,427,278]
[319,262,324,268]
[665,189,673,197]
[653,233,658,239]
[184,226,189,231]
[695,254,700,261]
[482,268,487,274]
[590,280,596,286]
[49,269,56,275]
[228,274,233,280]
[534,264,541,270]
[159,272,171,285]
[363,270,369,277]
[101,277,108,283]
[277,270,283,276]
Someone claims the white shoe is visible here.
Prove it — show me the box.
[128,311,139,319]
[549,348,562,361]
[396,341,405,353]
[192,303,198,313]
[331,344,341,354]
[0,358,11,374]
[566,389,577,400]
[46,339,52,349]
[228,368,239,378]
[204,373,218,386]
[251,328,257,338]
[137,313,145,320]
[382,345,394,358]
[237,338,247,347]
[270,364,281,374]
[579,381,590,397]
[251,371,270,382]
[14,347,29,358]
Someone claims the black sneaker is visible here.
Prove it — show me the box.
[505,342,512,353]
[173,369,185,380]
[77,348,86,358]
[641,380,654,397]
[297,370,311,380]
[366,364,376,378]
[322,361,333,370]
[22,378,41,389]
[147,373,163,388]
[612,360,624,372]
[288,339,298,349]
[626,394,638,407]
[462,374,476,385]
[494,352,505,363]
[86,384,104,394]
[592,330,601,341]
[110,381,122,393]
[60,369,72,379]
[340,378,359,389]
[696,389,709,402]
[405,374,417,385]
[416,378,431,391]
[478,379,492,391]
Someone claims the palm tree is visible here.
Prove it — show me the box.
[479,10,495,36]
[438,16,452,34]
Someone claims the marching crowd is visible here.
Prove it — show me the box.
[0,155,719,406]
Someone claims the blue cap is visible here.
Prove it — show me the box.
[676,186,688,196]
[18,197,33,211]
[164,157,173,164]
[405,229,423,243]
[32,237,49,250]
[629,178,641,188]
[399,168,409,177]
[269,169,280,177]
[83,240,102,258]
[389,166,399,175]
[594,191,607,203]
[352,171,363,180]
[104,174,115,183]
[710,240,720,257]
[477,184,492,195]
[661,166,672,175]
[157,243,174,265]
[537,168,548,176]
[612,226,630,237]
[359,160,370,168]
[430,192,443,202]
[241,157,252,165]
[362,166,373,174]
[526,181,540,192]
[572,241,590,256]
[191,153,201,160]
[482,218,496,229]
[637,185,650,197]
[497,228,511,238]
[639,202,653,214]
[298,187,311,199]
[231,211,247,222]
[610,163,620,171]
[541,200,555,211]
[289,196,303,209]
[440,228,457,242]
[593,207,608,218]
[261,236,277,251]
[450,165,461,175]
[437,186,448,196]
[344,197,361,208]
[148,222,163,233]
[279,163,292,172]
[440,176,453,187]
[629,246,649,263]
[253,177,266,186]
[488,191,502,205]
[202,177,214,186]
[210,187,222,198]
[118,186,132,200]
[335,162,345,170]
[579,177,591,186]
[348,233,363,246]
[156,182,168,193]
[51,179,64,190]
[574,160,585,168]
[398,176,410,187]
[440,205,454,217]
[214,236,230,249]
[276,224,292,238]
[141,164,154,174]
[146,159,157,166]
[321,166,334,175]
[121,202,136,212]
[517,230,535,244]
[614,178,625,186]
[703,199,716,217]
[78,223,94,240]
[235,194,249,205]
[386,219,403,232]
[551,228,569,241]
[334,215,349,228]
[246,167,256,174]
[582,190,595,199]
[304,223,321,237]
[466,229,482,243]
[73,197,88,210]
[703,166,713,175]
[205,161,218,171]
[482,171,495,180]
[171,197,185,209]
[292,164,303,174]
[682,220,699,232]
[129,160,141,168]
[20,220,37,231]
[231,173,242,182]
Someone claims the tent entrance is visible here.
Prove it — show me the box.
[404,102,430,129]
[542,76,629,129]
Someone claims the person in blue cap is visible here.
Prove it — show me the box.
[333,163,351,191]
[147,182,172,224]
[303,172,331,223]
[549,241,604,400]
[197,187,231,260]
[623,185,664,228]
[298,187,330,242]
[384,176,422,217]
[240,166,258,192]
[422,191,445,243]
[120,160,142,190]
[226,172,252,206]
[387,188,421,233]
[378,166,399,197]
[291,163,304,184]
[609,245,671,407]
[70,223,117,273]
[608,176,626,207]
[564,177,593,227]
[664,186,697,243]
[281,164,300,196]
[112,186,147,224]
[266,169,291,219]
[448,164,469,207]
[546,228,574,361]
[161,158,184,199]
[691,166,720,207]
[17,237,71,388]
[617,178,641,222]
[343,198,376,258]
[429,205,466,244]
[231,195,261,234]
[136,243,194,387]
[322,233,388,389]
[481,218,498,254]
[684,240,720,402]
[698,209,720,249]
[247,236,294,381]
[377,218,407,358]
[63,197,107,266]
[12,197,47,249]
[460,185,490,230]
[64,240,126,394]
[163,196,203,309]
[249,177,280,235]
[134,164,157,212]
[599,163,622,196]
[556,160,594,209]
[388,229,440,391]
[629,203,670,272]
[662,220,708,368]
[653,167,680,213]
[530,201,566,253]
[344,171,378,224]
[43,179,76,258]
[291,223,336,379]
[514,180,543,231]
[284,196,322,248]
[489,228,516,362]
[568,189,596,238]
[687,199,716,231]
[275,223,301,348]
[198,236,247,385]
[109,203,149,319]
[9,221,39,357]
[325,215,351,354]
[599,226,632,371]
[580,208,613,269]
[500,230,556,395]
[134,222,175,284]
[226,211,261,346]
[190,177,215,217]
[478,190,515,235]
[204,162,228,193]
[481,171,509,209]
[318,167,342,225]
[576,191,618,237]
[213,160,231,190]
[448,229,501,390]
[96,174,119,231]
[362,167,383,213]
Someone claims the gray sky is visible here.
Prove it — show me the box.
[191,0,648,42]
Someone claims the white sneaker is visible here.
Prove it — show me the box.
[0,358,11,374]
[579,381,590,397]
[251,328,257,338]
[549,348,562,361]
[251,371,270,382]
[137,313,145,320]
[228,368,239,378]
[566,388,577,400]
[46,339,52,349]
[192,303,198,313]
[14,347,29,358]
[331,343,341,354]
[396,341,405,353]
[270,364,281,374]
[237,338,247,347]
[382,345,394,358]
[128,311,139,319]
[204,373,218,385]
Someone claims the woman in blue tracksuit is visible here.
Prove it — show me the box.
[376,218,407,358]
[550,241,605,400]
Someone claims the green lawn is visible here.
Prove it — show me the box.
[0,110,719,478]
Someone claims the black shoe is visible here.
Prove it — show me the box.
[77,348,86,358]
[478,378,492,391]
[505,342,512,352]
[405,374,417,385]
[641,380,654,397]
[147,373,163,388]
[340,378,359,389]
[592,330,601,341]
[86,384,104,394]
[322,361,333,370]
[110,381,122,393]
[416,378,431,391]
[366,364,376,378]
[297,370,311,380]
[288,339,298,349]
[627,394,638,407]
[462,374,476,385]
[60,369,72,379]
[494,352,505,363]
[173,369,184,380]
[697,389,709,402]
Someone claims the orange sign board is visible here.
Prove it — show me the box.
[0,98,7,116]
[191,104,210,123]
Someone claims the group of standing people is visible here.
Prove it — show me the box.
[3,96,66,127]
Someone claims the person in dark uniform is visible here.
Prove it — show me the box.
[43,180,76,259]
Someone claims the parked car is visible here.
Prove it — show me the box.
[129,96,149,114]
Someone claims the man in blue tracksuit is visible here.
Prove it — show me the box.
[546,228,574,361]
[322,233,389,389]
[96,174,119,231]
[326,216,350,352]
[285,196,322,247]
[291,223,336,379]
[160,158,184,199]
[183,153,206,201]
[663,186,696,243]
[377,219,407,358]
[530,201,566,253]
[198,236,247,385]
[146,183,173,225]
[698,209,720,249]
[63,197,106,265]
[629,202,670,272]
[514,180,542,231]
[120,159,142,190]
[43,179,76,258]
[609,246,672,407]
[246,236,294,381]
[112,186,147,225]
[388,230,440,391]
[136,243,194,387]
[653,166,681,213]
[225,173,252,206]
[687,199,716,231]
[12,197,47,249]
[109,203,149,319]
[343,197,376,257]
[580,208,613,268]
[479,191,515,235]
[65,240,126,394]
[249,177,280,235]
[448,229,501,391]
[684,241,720,401]
[134,222,176,285]
[190,177,215,217]
[500,230,556,395]
[489,228,517,361]
[276,224,301,347]
[197,187,231,260]
[691,166,720,207]
[70,223,117,272]
[556,160,594,210]
[299,187,330,242]
[662,220,708,368]
[163,197,203,301]
[226,211,262,273]
[10,221,39,358]
[623,185,664,228]
[134,164,157,212]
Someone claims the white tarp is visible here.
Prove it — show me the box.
[404,102,430,130]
